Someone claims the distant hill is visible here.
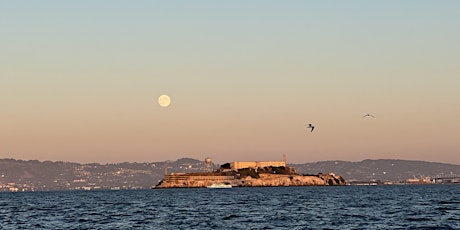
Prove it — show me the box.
[1,158,459,191]
[290,159,460,182]
[0,158,217,191]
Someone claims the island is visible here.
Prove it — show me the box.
[155,159,346,188]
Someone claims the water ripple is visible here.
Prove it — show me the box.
[0,185,459,229]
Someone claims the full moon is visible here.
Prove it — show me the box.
[158,94,171,107]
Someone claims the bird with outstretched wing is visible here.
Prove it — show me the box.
[306,123,315,132]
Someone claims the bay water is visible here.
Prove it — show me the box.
[1,185,459,229]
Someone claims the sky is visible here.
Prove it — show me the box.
[1,1,459,165]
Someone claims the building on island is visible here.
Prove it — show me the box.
[161,154,288,185]
[230,161,286,171]
[155,154,347,188]
[164,173,235,184]
[230,154,287,171]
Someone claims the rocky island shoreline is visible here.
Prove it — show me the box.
[155,165,346,188]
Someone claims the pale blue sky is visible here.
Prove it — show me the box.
[1,1,459,164]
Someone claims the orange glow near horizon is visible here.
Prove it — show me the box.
[1,2,459,165]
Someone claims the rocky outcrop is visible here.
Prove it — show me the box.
[155,172,346,188]
[231,173,344,187]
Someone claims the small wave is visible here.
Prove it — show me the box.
[222,214,239,220]
[439,200,460,205]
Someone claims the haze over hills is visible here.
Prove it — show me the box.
[1,158,459,191]
[0,158,212,192]
[291,159,460,182]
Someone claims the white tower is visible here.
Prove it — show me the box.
[205,157,213,172]
[164,161,168,175]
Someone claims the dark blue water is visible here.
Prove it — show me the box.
[1,185,459,229]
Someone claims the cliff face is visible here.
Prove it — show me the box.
[244,173,346,186]
[238,174,329,187]
[155,173,345,188]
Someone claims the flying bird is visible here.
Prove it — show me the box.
[306,123,315,132]
[362,113,375,118]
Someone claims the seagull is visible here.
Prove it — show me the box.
[306,123,315,132]
[362,113,375,118]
